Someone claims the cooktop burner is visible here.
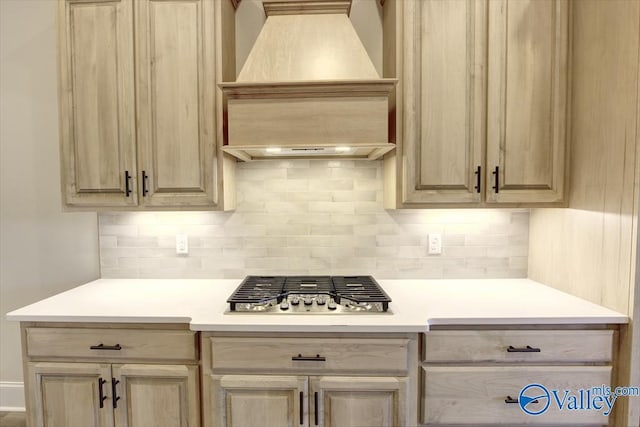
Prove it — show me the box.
[226,275,391,314]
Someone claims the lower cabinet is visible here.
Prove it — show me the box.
[29,362,199,427]
[211,374,407,427]
[202,333,419,427]
[29,362,113,427]
[22,324,200,427]
[421,328,617,426]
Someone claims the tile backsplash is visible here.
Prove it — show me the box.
[99,160,529,279]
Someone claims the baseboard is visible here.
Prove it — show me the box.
[0,381,25,411]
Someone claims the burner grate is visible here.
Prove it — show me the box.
[226,276,286,311]
[283,276,334,295]
[332,276,392,311]
[227,275,392,312]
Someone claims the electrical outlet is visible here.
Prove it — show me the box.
[428,233,442,255]
[176,234,189,255]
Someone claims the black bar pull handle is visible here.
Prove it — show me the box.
[492,166,499,193]
[314,391,319,426]
[112,378,121,408]
[299,391,304,425]
[474,165,481,193]
[505,395,538,404]
[507,345,541,353]
[125,171,132,197]
[98,377,107,408]
[292,354,326,362]
[90,343,122,351]
[142,171,149,196]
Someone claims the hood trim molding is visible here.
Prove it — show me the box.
[220,79,396,99]
[263,0,351,16]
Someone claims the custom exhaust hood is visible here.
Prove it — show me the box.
[220,0,397,161]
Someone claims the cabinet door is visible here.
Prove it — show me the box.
[27,362,113,427]
[135,0,217,207]
[486,0,569,204]
[57,0,137,207]
[310,376,408,427]
[209,375,308,427]
[112,364,199,427]
[402,0,485,205]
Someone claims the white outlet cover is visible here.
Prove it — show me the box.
[176,234,189,255]
[428,233,442,255]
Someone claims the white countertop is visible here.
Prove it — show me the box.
[6,278,627,332]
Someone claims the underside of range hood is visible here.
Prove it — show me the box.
[220,0,396,161]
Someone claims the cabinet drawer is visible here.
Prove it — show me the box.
[209,337,410,374]
[422,366,612,425]
[424,330,614,363]
[26,328,197,361]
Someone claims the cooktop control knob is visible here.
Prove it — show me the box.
[327,299,337,310]
[290,296,300,305]
[316,296,326,305]
[280,301,289,310]
[303,297,313,306]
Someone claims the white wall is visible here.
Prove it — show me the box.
[0,0,100,409]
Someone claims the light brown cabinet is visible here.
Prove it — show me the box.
[29,362,114,427]
[210,374,407,427]
[421,328,616,425]
[385,0,569,207]
[57,0,236,210]
[202,334,418,427]
[22,325,200,427]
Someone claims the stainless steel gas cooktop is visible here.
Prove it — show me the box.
[226,275,392,314]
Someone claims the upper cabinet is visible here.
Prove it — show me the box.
[384,0,569,208]
[57,0,137,207]
[57,0,237,210]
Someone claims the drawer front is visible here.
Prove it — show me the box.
[424,330,614,363]
[209,337,409,374]
[26,328,197,361]
[422,366,613,425]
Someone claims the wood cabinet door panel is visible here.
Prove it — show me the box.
[113,364,200,427]
[58,0,137,207]
[310,376,407,427]
[136,0,217,207]
[29,362,113,427]
[403,0,484,204]
[486,0,569,203]
[210,375,308,427]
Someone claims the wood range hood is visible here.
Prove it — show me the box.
[220,0,397,161]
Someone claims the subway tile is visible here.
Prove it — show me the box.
[267,224,311,236]
[117,236,158,248]
[310,225,353,235]
[99,160,530,280]
[101,224,138,237]
[287,191,331,202]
